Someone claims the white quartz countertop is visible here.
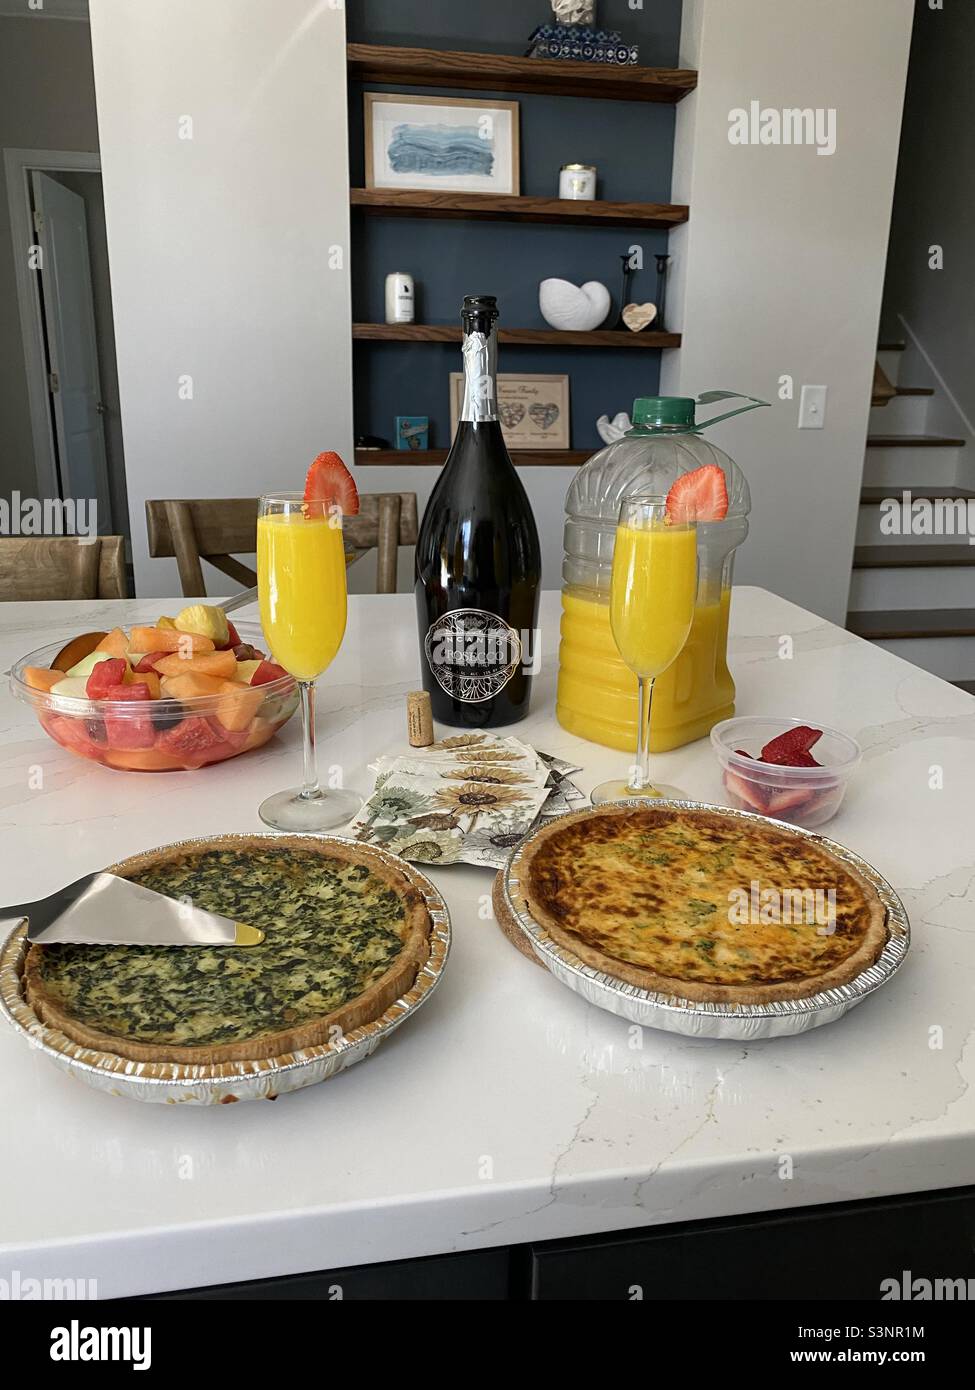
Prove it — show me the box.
[1,588,973,1298]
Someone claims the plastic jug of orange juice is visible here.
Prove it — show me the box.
[557,392,768,753]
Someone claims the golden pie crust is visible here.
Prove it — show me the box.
[24,835,432,1064]
[513,805,888,1004]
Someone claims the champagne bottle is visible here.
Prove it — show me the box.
[415,295,542,728]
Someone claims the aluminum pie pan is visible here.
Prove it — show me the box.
[503,800,910,1040]
[0,833,450,1104]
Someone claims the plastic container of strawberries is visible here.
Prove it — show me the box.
[11,622,299,772]
[710,715,861,829]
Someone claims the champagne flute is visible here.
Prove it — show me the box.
[591,496,697,805]
[256,493,362,831]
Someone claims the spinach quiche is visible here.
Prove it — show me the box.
[24,836,432,1064]
[515,805,887,1004]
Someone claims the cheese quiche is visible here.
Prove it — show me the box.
[515,805,887,1004]
[24,836,432,1064]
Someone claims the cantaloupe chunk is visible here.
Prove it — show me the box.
[160,672,227,700]
[105,748,182,772]
[153,649,237,680]
[139,671,162,700]
[96,627,130,658]
[214,680,264,732]
[130,626,215,654]
[23,666,63,693]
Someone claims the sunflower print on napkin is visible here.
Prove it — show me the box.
[350,735,583,868]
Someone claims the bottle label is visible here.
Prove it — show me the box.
[424,608,523,703]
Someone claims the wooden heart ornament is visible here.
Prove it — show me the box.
[622,302,658,333]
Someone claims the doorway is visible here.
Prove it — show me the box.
[3,147,128,545]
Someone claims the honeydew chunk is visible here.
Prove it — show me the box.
[66,649,122,679]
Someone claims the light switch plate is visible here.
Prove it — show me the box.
[799,385,828,429]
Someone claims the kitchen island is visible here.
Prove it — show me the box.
[1,589,973,1299]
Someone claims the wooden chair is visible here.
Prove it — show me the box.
[0,536,126,600]
[145,494,419,597]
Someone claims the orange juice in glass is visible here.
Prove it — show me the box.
[257,492,362,830]
[591,497,697,804]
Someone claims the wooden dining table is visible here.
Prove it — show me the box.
[1,588,974,1300]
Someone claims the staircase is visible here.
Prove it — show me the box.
[847,342,975,694]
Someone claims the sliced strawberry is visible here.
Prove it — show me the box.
[724,769,768,813]
[766,787,814,815]
[304,451,359,518]
[86,657,127,699]
[761,748,821,768]
[665,464,729,524]
[734,749,754,759]
[761,725,823,763]
[250,659,289,687]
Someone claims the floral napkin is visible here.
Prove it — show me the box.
[350,733,585,868]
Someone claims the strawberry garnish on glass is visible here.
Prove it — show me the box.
[304,451,360,520]
[665,463,729,524]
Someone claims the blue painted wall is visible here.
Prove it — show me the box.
[348,0,684,451]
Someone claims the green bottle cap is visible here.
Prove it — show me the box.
[631,396,697,430]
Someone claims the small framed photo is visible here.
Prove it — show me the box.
[365,93,521,196]
[395,416,429,451]
[450,373,570,451]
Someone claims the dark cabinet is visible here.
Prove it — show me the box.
[528,1187,975,1300]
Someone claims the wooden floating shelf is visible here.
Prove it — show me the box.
[347,42,697,104]
[351,187,687,228]
[353,323,680,349]
[356,449,591,468]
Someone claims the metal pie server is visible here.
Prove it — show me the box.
[0,873,264,947]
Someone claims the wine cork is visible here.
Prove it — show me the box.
[407,690,434,748]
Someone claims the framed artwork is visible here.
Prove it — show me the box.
[450,373,570,451]
[365,93,521,196]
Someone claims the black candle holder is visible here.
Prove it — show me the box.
[654,253,671,334]
[615,251,634,330]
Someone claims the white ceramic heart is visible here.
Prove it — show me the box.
[539,278,611,332]
[596,412,633,445]
[621,301,658,332]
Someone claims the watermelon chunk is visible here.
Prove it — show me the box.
[250,659,289,687]
[86,657,127,699]
[156,716,223,756]
[103,683,155,749]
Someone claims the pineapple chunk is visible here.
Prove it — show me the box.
[174,604,229,646]
[233,659,263,684]
[156,616,177,630]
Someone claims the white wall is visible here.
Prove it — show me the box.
[88,0,354,597]
[661,0,914,624]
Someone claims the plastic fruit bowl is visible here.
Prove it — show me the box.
[11,623,299,772]
[711,715,861,829]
